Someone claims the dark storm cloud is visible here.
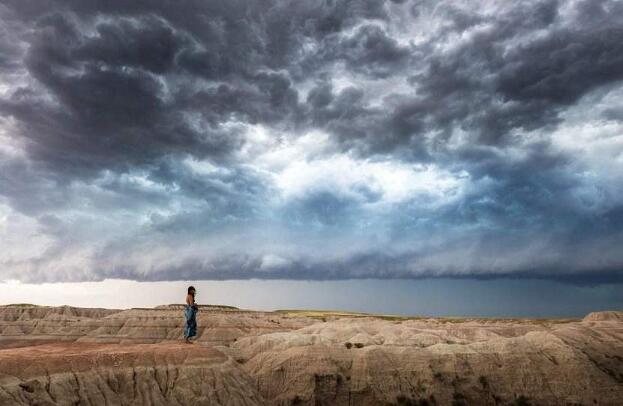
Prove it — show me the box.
[294,0,623,156]
[365,0,623,150]
[0,0,622,283]
[5,0,619,170]
[1,0,391,176]
[0,13,242,177]
[304,23,413,79]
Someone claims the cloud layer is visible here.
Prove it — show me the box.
[1,0,622,283]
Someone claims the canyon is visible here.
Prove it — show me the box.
[1,305,622,405]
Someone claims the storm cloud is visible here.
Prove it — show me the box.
[0,0,622,283]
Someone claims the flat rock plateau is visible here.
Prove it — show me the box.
[1,305,622,405]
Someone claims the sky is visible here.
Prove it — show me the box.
[1,278,623,317]
[0,0,623,310]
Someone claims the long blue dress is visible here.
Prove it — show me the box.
[184,304,198,338]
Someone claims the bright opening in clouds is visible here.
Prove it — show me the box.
[1,0,622,285]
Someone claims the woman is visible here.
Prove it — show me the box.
[184,286,199,343]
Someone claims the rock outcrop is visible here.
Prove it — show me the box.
[583,311,623,322]
[1,305,622,405]
[0,305,312,348]
[0,342,264,405]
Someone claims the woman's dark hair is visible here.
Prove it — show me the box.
[188,286,196,295]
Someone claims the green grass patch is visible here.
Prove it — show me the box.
[273,309,577,324]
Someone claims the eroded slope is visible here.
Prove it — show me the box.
[1,305,622,405]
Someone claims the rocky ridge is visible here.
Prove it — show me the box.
[0,305,622,405]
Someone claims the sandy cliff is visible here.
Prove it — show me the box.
[1,305,622,405]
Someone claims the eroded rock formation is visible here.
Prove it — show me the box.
[1,305,622,405]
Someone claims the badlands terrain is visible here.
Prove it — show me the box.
[0,305,622,405]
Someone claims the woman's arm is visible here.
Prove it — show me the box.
[186,294,194,306]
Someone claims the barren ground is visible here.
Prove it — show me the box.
[1,305,622,405]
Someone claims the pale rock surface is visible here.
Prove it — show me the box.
[1,305,622,405]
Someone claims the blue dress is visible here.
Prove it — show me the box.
[184,304,198,338]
